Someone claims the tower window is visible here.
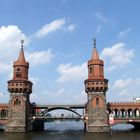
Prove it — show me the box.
[89,66,94,75]
[14,98,21,106]
[16,68,21,77]
[89,67,92,73]
[96,97,99,107]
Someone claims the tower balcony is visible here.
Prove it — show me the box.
[7,80,32,94]
[85,79,108,93]
[88,59,104,66]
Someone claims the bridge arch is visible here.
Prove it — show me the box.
[134,108,140,117]
[127,108,133,117]
[113,108,119,117]
[120,108,126,117]
[38,107,85,122]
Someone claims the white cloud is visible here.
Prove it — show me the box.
[95,12,107,22]
[118,27,132,38]
[73,90,86,103]
[101,42,134,72]
[64,24,75,32]
[0,25,29,74]
[0,62,10,74]
[119,89,129,96]
[57,63,87,83]
[0,25,54,75]
[113,78,132,89]
[67,24,75,31]
[0,25,28,61]
[108,78,140,102]
[47,88,65,97]
[35,18,76,38]
[29,77,39,85]
[27,49,54,66]
[35,18,66,38]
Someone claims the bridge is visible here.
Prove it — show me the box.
[107,102,140,128]
[2,102,140,129]
[1,39,140,132]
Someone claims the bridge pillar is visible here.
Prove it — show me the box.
[85,92,110,132]
[84,39,110,132]
[32,120,44,131]
[5,41,33,132]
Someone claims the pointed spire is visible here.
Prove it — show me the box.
[17,40,26,63]
[92,38,99,59]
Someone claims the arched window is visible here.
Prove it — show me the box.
[96,97,99,107]
[89,67,92,73]
[16,68,21,77]
[1,109,6,118]
[14,98,21,106]
[89,66,94,75]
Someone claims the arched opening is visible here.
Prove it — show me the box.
[14,98,21,106]
[1,109,7,118]
[134,109,139,117]
[89,67,92,74]
[35,107,86,132]
[120,109,126,118]
[128,109,133,117]
[114,109,119,118]
[96,97,99,107]
[39,107,84,120]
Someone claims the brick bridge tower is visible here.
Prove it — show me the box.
[6,40,33,132]
[85,39,109,132]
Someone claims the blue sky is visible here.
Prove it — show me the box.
[0,0,140,104]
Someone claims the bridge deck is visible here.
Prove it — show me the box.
[34,116,82,120]
[34,104,86,109]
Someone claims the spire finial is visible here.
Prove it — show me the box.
[93,38,96,48]
[20,40,24,48]
[91,38,99,59]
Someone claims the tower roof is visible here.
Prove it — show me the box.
[14,40,29,66]
[17,46,26,63]
[91,38,99,60]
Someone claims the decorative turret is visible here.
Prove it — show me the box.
[6,40,33,132]
[85,38,109,132]
[8,40,32,94]
[85,38,108,93]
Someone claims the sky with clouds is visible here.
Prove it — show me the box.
[0,0,140,104]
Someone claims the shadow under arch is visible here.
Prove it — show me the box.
[38,107,86,123]
[0,124,5,131]
[111,120,140,129]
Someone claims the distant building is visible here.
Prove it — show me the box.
[133,98,140,102]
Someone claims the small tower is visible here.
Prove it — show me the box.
[85,39,109,132]
[6,40,33,132]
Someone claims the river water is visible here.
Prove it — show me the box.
[0,121,140,140]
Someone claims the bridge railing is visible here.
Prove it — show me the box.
[113,115,140,119]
